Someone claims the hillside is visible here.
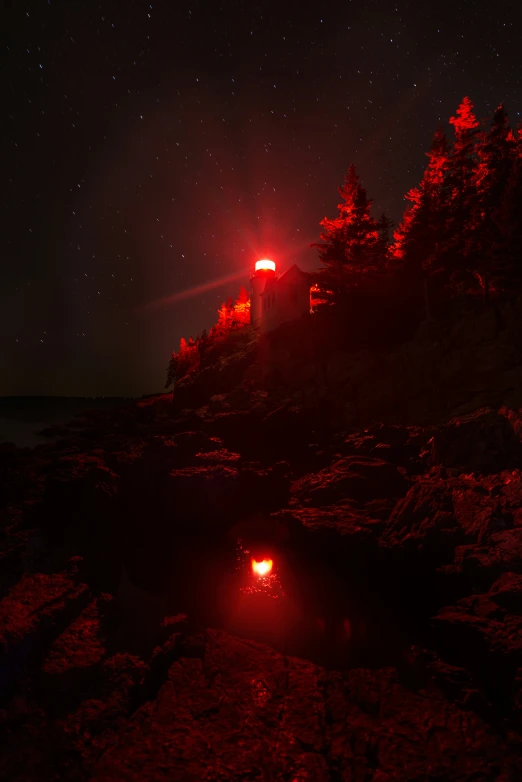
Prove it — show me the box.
[1,299,522,779]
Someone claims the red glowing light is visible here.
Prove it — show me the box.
[255,259,276,273]
[252,558,273,576]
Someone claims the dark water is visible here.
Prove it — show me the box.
[118,537,432,673]
[0,396,136,448]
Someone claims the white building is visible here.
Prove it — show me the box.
[250,260,312,333]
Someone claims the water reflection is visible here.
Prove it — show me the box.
[119,535,409,670]
[223,540,357,669]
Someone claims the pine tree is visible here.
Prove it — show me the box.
[392,127,451,297]
[376,213,394,266]
[312,164,381,304]
[481,120,522,294]
[436,97,481,294]
[448,97,479,222]
[475,103,513,198]
[198,328,210,361]
[216,297,234,334]
[232,284,251,327]
[468,103,516,300]
[165,352,178,389]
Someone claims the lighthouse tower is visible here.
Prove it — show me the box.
[250,259,276,326]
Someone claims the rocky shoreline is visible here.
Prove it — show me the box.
[2,302,522,779]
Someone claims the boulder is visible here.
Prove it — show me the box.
[338,424,432,473]
[430,408,521,474]
[381,478,463,561]
[201,410,262,453]
[291,456,409,507]
[276,503,385,550]
[451,529,522,592]
[90,629,519,781]
[433,595,522,718]
[0,572,90,697]
[238,461,291,511]
[452,480,513,543]
[489,572,522,614]
[171,430,224,455]
[208,393,231,412]
[168,465,240,524]
[262,402,315,452]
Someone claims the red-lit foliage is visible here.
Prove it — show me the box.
[448,97,480,214]
[167,97,522,390]
[391,126,451,286]
[165,285,251,387]
[232,285,251,328]
[459,101,522,298]
[312,164,387,305]
[389,97,522,306]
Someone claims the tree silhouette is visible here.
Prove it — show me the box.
[166,285,251,388]
[493,125,522,291]
[376,212,394,270]
[232,285,251,327]
[392,126,451,313]
[468,103,516,300]
[312,164,382,304]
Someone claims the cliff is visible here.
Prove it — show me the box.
[1,298,522,779]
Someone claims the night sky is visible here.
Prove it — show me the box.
[3,0,522,397]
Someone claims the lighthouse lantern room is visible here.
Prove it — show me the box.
[250,259,276,326]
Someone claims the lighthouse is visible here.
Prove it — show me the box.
[250,259,276,326]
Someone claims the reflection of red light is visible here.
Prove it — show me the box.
[255,259,276,272]
[252,558,273,576]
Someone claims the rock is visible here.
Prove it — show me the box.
[90,629,519,781]
[168,465,240,525]
[381,478,463,564]
[201,410,262,453]
[435,594,522,657]
[152,430,229,467]
[291,456,409,507]
[39,452,119,530]
[42,596,108,674]
[194,447,241,465]
[37,595,112,711]
[238,461,291,511]
[451,303,499,345]
[494,469,522,526]
[169,408,203,433]
[338,424,432,474]
[208,393,231,412]
[501,407,522,442]
[489,572,522,614]
[6,302,522,780]
[422,652,476,702]
[451,529,522,592]
[431,408,521,474]
[262,401,315,450]
[31,453,122,590]
[433,596,522,712]
[0,572,90,697]
[452,479,513,543]
[277,504,385,546]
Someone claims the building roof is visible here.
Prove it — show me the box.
[260,263,313,295]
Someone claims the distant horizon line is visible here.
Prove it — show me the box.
[0,394,145,400]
